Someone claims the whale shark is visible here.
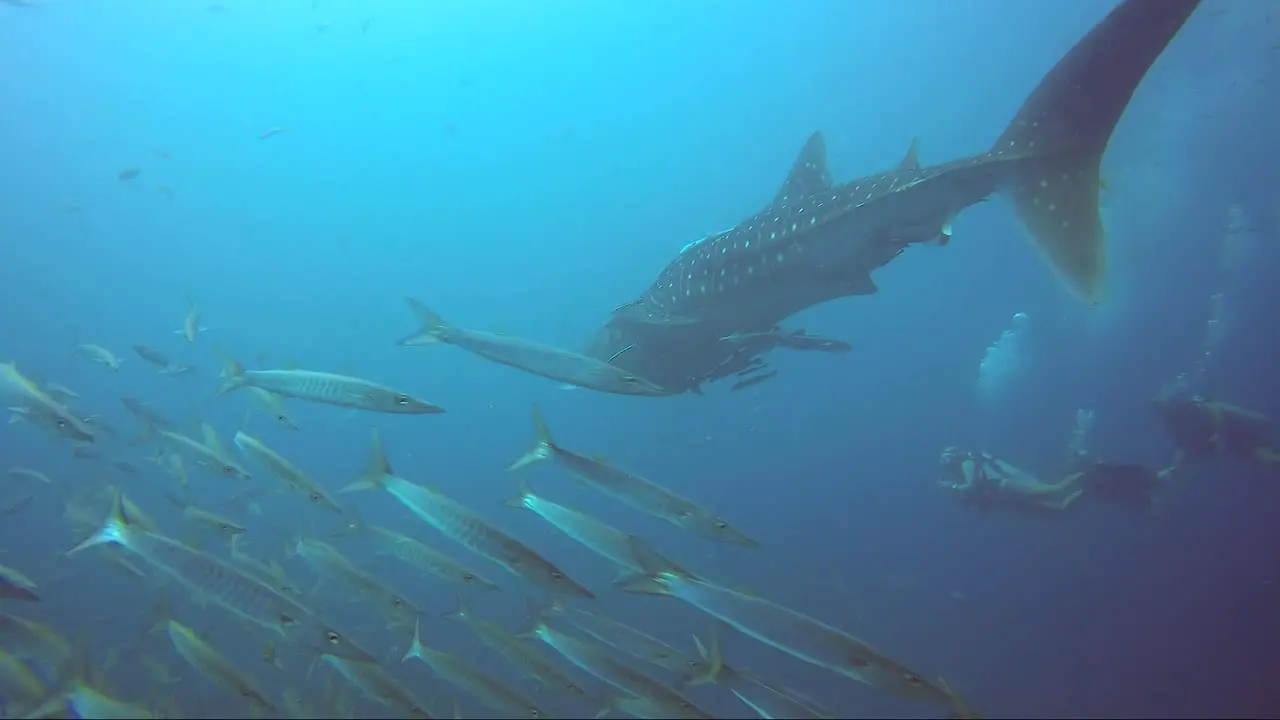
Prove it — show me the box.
[582,0,1203,395]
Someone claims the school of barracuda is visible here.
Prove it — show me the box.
[0,296,975,719]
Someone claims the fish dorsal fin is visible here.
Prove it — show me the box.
[771,131,831,207]
[897,137,921,172]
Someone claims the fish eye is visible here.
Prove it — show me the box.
[394,394,410,405]
[308,492,322,503]
[278,613,296,626]
[462,573,476,582]
[221,465,236,475]
[326,630,341,644]
[714,521,728,530]
[219,523,231,532]
[392,597,404,606]
[550,571,564,581]
[903,672,923,684]
[529,709,541,718]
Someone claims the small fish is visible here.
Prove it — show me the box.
[233,431,341,511]
[117,167,140,181]
[289,536,421,632]
[616,538,951,706]
[67,491,373,661]
[344,430,594,600]
[505,476,660,574]
[322,655,434,719]
[158,423,252,481]
[369,525,500,592]
[525,606,712,719]
[0,650,47,715]
[685,626,835,720]
[448,595,590,699]
[165,493,247,538]
[0,362,97,443]
[0,612,70,673]
[8,467,53,484]
[75,343,123,371]
[731,369,778,392]
[216,353,443,415]
[511,406,757,547]
[165,619,278,715]
[230,535,298,596]
[0,563,40,601]
[44,381,79,402]
[176,299,208,343]
[259,127,288,140]
[245,387,299,430]
[403,618,549,718]
[558,604,709,676]
[132,344,172,367]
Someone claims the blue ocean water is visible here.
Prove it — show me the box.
[1,0,1278,717]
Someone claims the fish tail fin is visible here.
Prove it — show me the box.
[401,617,428,664]
[515,596,553,640]
[212,346,247,397]
[502,475,536,510]
[682,623,726,687]
[614,536,686,595]
[507,404,555,471]
[398,298,452,346]
[339,429,392,494]
[994,0,1200,305]
[66,488,132,556]
[443,590,470,622]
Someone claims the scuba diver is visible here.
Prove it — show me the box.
[1149,382,1280,474]
[938,447,1168,515]
[937,448,1085,515]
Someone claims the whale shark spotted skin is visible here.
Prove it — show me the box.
[583,0,1204,394]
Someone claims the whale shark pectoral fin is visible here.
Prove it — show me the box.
[828,269,878,297]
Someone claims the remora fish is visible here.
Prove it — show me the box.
[510,406,757,547]
[582,0,1203,393]
[397,298,673,397]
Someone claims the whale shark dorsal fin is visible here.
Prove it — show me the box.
[771,131,832,208]
[897,137,921,171]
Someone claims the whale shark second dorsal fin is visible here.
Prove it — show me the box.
[771,131,832,208]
